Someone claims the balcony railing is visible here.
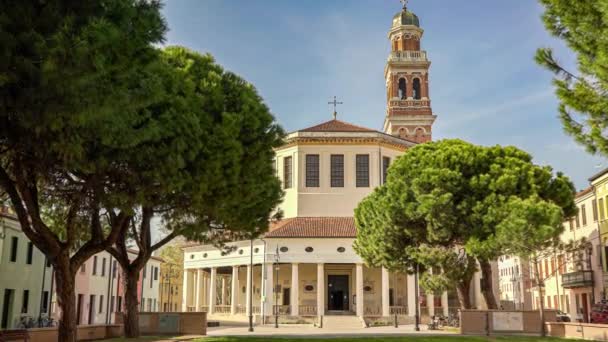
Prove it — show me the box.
[390,306,408,315]
[214,305,231,314]
[273,305,291,315]
[388,51,428,62]
[299,305,317,316]
[562,270,594,288]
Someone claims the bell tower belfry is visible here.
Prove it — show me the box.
[383,1,436,143]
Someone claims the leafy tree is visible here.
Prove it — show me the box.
[536,0,608,155]
[496,196,587,336]
[0,1,165,341]
[355,139,576,309]
[104,46,283,337]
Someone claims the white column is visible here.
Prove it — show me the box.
[182,270,189,312]
[221,276,227,305]
[231,266,239,315]
[427,293,435,316]
[356,263,364,317]
[209,267,217,314]
[442,291,449,316]
[317,263,325,316]
[265,263,274,316]
[246,264,253,316]
[382,267,390,317]
[291,263,299,316]
[195,269,203,311]
[407,273,416,316]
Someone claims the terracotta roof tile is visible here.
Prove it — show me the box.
[299,119,376,133]
[265,217,356,238]
[576,186,594,199]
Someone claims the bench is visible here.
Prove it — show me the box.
[0,330,30,342]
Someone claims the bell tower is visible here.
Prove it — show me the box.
[383,2,436,143]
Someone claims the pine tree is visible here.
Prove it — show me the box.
[536,0,608,155]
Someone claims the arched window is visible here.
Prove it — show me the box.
[413,78,421,100]
[398,78,407,100]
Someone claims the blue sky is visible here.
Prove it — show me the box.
[160,0,603,190]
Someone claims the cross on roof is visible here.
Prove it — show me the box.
[400,0,408,10]
[328,96,343,120]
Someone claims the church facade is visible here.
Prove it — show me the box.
[182,4,490,325]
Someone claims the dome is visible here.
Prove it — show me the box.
[392,9,420,28]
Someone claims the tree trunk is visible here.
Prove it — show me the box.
[123,270,141,338]
[456,281,472,309]
[54,254,78,342]
[534,257,546,337]
[478,258,498,309]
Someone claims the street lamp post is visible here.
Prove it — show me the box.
[274,246,280,328]
[414,263,420,331]
[248,239,254,332]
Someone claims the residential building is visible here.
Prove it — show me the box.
[590,167,608,300]
[0,210,53,329]
[498,255,532,310]
[52,250,163,325]
[159,261,182,312]
[524,187,603,322]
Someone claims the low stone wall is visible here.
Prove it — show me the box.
[115,312,206,335]
[461,309,557,336]
[547,322,608,341]
[26,324,123,342]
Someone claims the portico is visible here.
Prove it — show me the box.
[182,232,452,324]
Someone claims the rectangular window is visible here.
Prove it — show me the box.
[283,156,292,189]
[356,155,370,187]
[92,256,98,275]
[99,295,104,313]
[593,199,598,221]
[101,258,106,277]
[150,266,153,288]
[21,290,29,313]
[10,236,18,262]
[117,296,122,313]
[143,265,147,278]
[601,198,606,220]
[46,258,51,268]
[382,156,391,184]
[305,154,320,187]
[576,210,581,228]
[26,242,33,265]
[154,267,158,281]
[110,296,115,313]
[330,154,344,188]
[42,291,49,313]
[81,263,86,274]
[113,260,117,278]
[582,204,587,226]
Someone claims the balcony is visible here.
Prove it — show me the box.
[388,51,428,62]
[562,270,594,288]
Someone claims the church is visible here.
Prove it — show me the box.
[182,3,493,326]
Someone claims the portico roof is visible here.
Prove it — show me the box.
[266,217,356,238]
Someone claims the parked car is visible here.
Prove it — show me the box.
[556,310,571,322]
[590,303,608,324]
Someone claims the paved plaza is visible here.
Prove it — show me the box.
[206,324,458,338]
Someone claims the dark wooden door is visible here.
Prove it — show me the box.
[328,275,349,311]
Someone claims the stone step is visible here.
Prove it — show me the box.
[321,315,365,329]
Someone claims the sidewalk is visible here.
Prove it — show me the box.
[206,324,458,338]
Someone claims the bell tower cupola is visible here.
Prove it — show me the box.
[383,1,436,143]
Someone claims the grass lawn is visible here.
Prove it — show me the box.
[103,337,575,342]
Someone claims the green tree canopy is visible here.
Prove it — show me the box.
[354,139,576,309]
[536,0,608,155]
[0,1,166,341]
[104,46,284,337]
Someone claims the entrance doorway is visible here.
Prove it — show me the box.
[76,294,83,325]
[1,289,14,329]
[327,275,349,311]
